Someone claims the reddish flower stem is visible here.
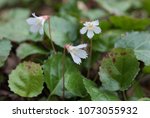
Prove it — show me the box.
[62,48,66,100]
[87,39,93,78]
[48,17,57,54]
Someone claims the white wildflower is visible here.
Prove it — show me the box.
[80,20,101,39]
[65,44,88,65]
[26,13,49,35]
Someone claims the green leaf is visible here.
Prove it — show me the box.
[128,80,145,101]
[43,53,86,97]
[92,30,123,52]
[44,16,77,47]
[95,0,131,15]
[0,0,18,7]
[82,9,107,20]
[43,53,73,91]
[133,82,144,98]
[0,20,28,42]
[65,71,87,97]
[83,79,119,101]
[8,62,44,97]
[143,0,150,15]
[82,51,101,69]
[0,0,32,8]
[110,16,150,30]
[143,65,150,74]
[0,8,29,20]
[100,20,112,31]
[0,8,41,42]
[17,43,48,59]
[99,48,140,91]
[138,97,150,101]
[99,67,120,91]
[115,32,150,65]
[50,79,74,99]
[0,39,12,67]
[60,0,79,18]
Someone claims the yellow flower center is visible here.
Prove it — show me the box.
[87,23,94,30]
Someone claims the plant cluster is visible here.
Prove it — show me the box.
[0,0,150,101]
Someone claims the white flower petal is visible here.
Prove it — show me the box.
[26,18,37,25]
[66,44,88,64]
[32,13,37,18]
[87,30,94,39]
[26,13,46,36]
[41,19,45,26]
[39,28,44,35]
[74,49,88,59]
[70,53,81,65]
[30,25,39,33]
[92,20,99,26]
[83,22,89,26]
[75,44,87,49]
[80,27,87,34]
[38,17,44,21]
[93,27,101,34]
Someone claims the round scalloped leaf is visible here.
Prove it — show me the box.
[115,32,150,65]
[43,53,87,98]
[92,30,123,52]
[8,62,44,97]
[17,43,48,59]
[0,8,42,42]
[44,16,77,47]
[95,0,131,15]
[110,16,150,30]
[65,71,87,97]
[83,79,119,101]
[99,48,140,91]
[0,39,12,67]
[43,53,74,92]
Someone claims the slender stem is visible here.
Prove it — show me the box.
[62,48,66,100]
[48,18,57,54]
[87,40,93,78]
[93,73,99,82]
[122,91,127,101]
[80,35,84,44]
[47,94,51,100]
